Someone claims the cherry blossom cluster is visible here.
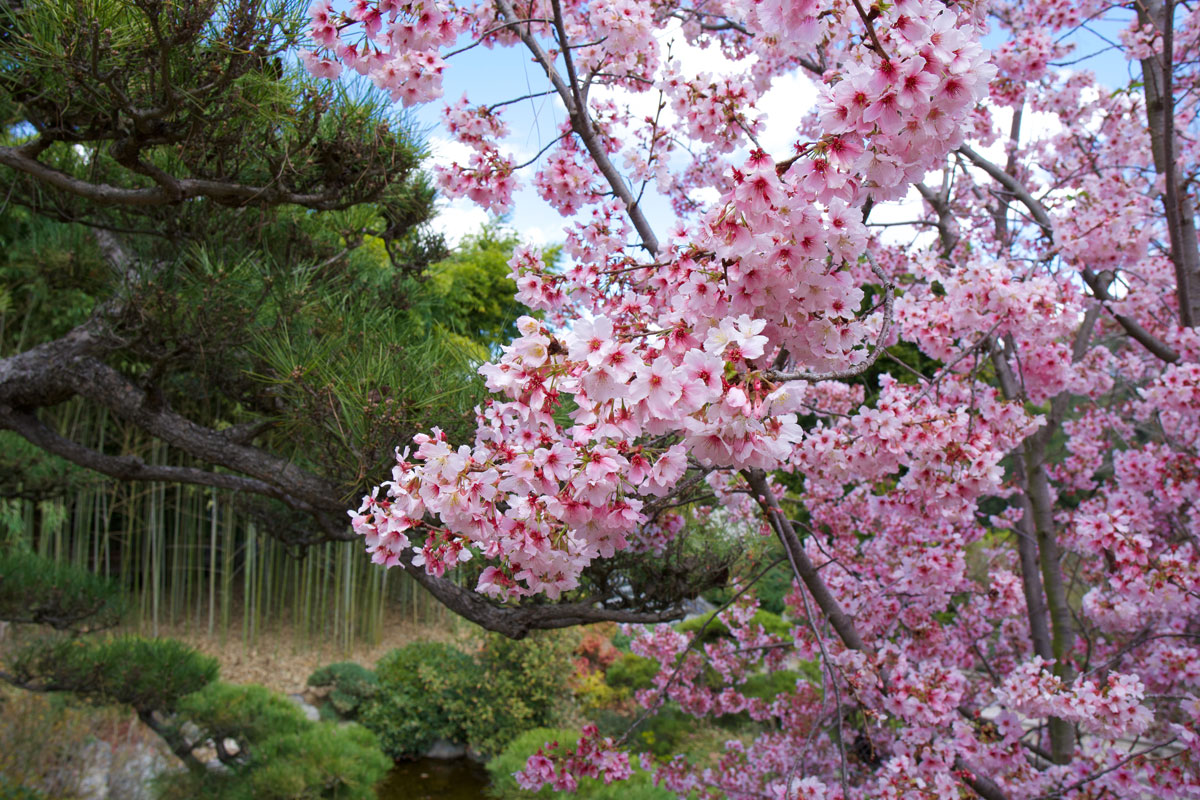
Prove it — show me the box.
[312,0,1200,796]
[514,725,632,792]
[996,657,1154,739]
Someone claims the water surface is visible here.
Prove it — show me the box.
[376,757,491,800]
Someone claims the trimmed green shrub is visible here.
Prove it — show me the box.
[9,635,218,712]
[457,631,577,757]
[360,641,480,760]
[0,549,126,631]
[176,683,306,746]
[307,661,378,720]
[604,653,658,693]
[157,683,389,800]
[359,633,577,760]
[486,727,672,800]
[241,724,390,800]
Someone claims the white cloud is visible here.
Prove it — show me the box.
[427,136,473,169]
[756,70,819,159]
[430,197,490,247]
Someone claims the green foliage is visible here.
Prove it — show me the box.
[0,548,126,631]
[741,663,822,697]
[238,723,390,800]
[360,632,576,760]
[459,631,578,757]
[674,609,791,644]
[307,662,379,719]
[9,636,217,713]
[0,0,426,240]
[703,543,793,615]
[176,683,306,746]
[159,683,389,800]
[422,226,536,350]
[360,641,480,759]
[486,728,673,800]
[605,653,658,692]
[632,707,695,758]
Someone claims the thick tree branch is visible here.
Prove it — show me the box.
[0,319,691,638]
[395,547,683,639]
[743,469,867,653]
[989,335,1079,763]
[0,406,293,500]
[1137,0,1200,327]
[0,143,374,211]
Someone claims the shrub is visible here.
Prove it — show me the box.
[9,635,218,712]
[605,653,658,693]
[157,683,389,800]
[359,641,480,759]
[457,631,577,757]
[674,609,791,644]
[0,548,126,631]
[486,727,673,800]
[630,706,694,758]
[176,683,306,746]
[306,661,378,719]
[575,628,620,671]
[359,632,578,760]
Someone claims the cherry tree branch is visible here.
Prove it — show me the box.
[958,145,1180,363]
[492,0,660,253]
[1136,0,1200,327]
[743,469,867,653]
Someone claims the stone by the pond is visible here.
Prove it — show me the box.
[682,595,717,619]
[425,737,468,759]
[287,693,321,721]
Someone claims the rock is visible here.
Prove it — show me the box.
[108,745,180,800]
[192,743,217,764]
[287,693,321,721]
[180,721,203,745]
[77,740,113,800]
[681,595,717,620]
[425,738,468,760]
[75,736,182,800]
[221,737,241,757]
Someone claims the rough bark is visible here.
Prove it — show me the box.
[1137,0,1200,327]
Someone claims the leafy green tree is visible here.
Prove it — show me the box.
[0,0,486,549]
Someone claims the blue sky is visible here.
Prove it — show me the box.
[378,13,1142,250]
